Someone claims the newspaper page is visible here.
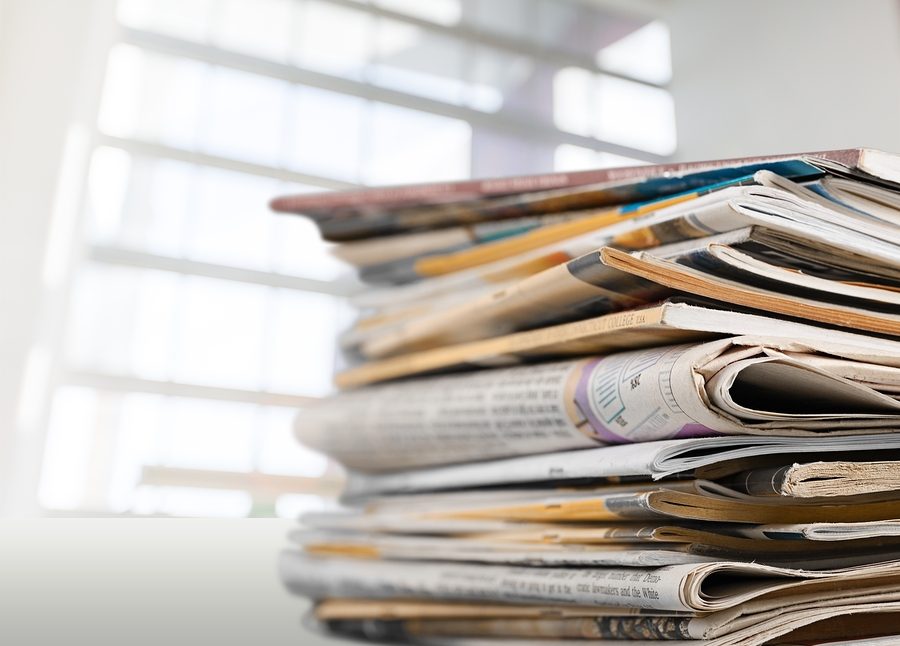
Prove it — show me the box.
[281,552,701,612]
[296,336,900,471]
[346,434,900,497]
[407,175,761,279]
[336,211,587,269]
[319,598,900,645]
[358,256,669,359]
[348,171,900,316]
[280,552,900,613]
[349,188,748,312]
[291,525,900,568]
[312,598,695,621]
[723,460,900,498]
[745,521,900,542]
[313,585,900,644]
[602,246,900,337]
[293,531,712,568]
[272,151,878,224]
[277,156,825,240]
[354,198,900,360]
[338,300,900,388]
[319,482,900,529]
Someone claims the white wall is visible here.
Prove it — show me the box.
[0,0,116,514]
[662,0,900,160]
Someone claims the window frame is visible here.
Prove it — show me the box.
[31,0,675,517]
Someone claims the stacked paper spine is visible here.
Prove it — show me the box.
[272,148,900,645]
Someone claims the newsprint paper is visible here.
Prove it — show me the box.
[297,335,900,471]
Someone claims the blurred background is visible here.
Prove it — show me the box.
[3,0,900,519]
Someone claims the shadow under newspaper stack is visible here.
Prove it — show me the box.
[272,148,900,645]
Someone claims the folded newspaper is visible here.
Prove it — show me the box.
[336,299,900,388]
[271,149,900,645]
[347,172,900,360]
[343,434,900,496]
[312,598,900,646]
[297,335,900,471]
[281,551,900,612]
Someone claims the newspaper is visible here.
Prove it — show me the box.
[400,162,896,281]
[354,222,900,360]
[298,513,895,555]
[291,525,900,569]
[293,531,713,568]
[279,551,900,613]
[277,153,900,646]
[272,155,833,240]
[312,596,900,646]
[296,335,900,472]
[406,177,754,280]
[819,639,900,646]
[820,175,900,225]
[405,637,897,646]
[345,175,818,314]
[337,300,900,388]
[348,185,747,313]
[353,228,703,360]
[723,460,900,498]
[746,520,900,542]
[348,181,900,360]
[347,170,900,320]
[358,211,607,285]
[317,598,900,646]
[602,245,900,338]
[318,480,900,528]
[356,251,667,359]
[344,434,900,496]
[312,599,695,625]
[334,212,585,268]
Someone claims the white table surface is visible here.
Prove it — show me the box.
[0,519,346,646]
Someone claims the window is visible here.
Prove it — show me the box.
[37,0,675,517]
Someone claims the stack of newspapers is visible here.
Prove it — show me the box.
[273,149,900,645]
